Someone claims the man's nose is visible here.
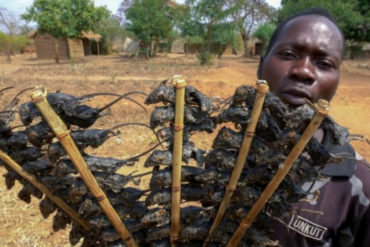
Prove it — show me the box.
[289,57,315,84]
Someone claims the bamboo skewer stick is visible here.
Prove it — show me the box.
[203,80,269,247]
[30,88,137,247]
[0,149,90,231]
[227,99,330,247]
[170,75,187,246]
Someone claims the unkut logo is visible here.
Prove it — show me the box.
[288,215,327,241]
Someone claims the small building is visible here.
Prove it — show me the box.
[171,39,185,53]
[28,30,101,60]
[122,37,140,56]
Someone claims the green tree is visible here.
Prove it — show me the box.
[93,7,126,55]
[226,0,275,57]
[175,4,203,55]
[184,0,236,64]
[353,0,370,42]
[22,0,104,63]
[278,0,369,43]
[0,32,30,61]
[0,32,11,61]
[252,22,276,55]
[125,0,175,58]
[212,22,239,58]
[176,3,237,58]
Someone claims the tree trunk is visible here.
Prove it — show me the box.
[217,45,227,59]
[205,22,213,55]
[6,35,14,63]
[54,39,60,64]
[167,41,172,53]
[146,43,150,59]
[5,51,11,63]
[152,37,159,57]
[89,41,92,55]
[242,34,250,57]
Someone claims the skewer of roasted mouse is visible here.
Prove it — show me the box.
[0,88,155,247]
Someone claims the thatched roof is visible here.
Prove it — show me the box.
[81,31,102,41]
[27,30,38,39]
[27,30,102,41]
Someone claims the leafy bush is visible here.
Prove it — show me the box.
[211,23,238,58]
[93,7,126,55]
[253,23,276,55]
[125,0,175,58]
[347,43,363,60]
[15,35,32,53]
[0,32,31,55]
[197,51,213,65]
[0,32,11,53]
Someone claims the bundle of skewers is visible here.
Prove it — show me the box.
[142,78,350,247]
[0,76,354,247]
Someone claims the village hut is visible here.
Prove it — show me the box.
[28,30,102,60]
[170,38,185,53]
[351,43,370,59]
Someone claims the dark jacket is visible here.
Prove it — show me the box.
[271,144,370,247]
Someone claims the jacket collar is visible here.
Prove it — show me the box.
[319,136,356,178]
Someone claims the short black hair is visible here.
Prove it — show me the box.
[263,7,345,58]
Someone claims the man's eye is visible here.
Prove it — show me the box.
[316,60,334,70]
[277,51,296,59]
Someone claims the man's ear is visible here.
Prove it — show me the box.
[257,56,264,79]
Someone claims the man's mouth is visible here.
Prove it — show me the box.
[281,88,312,105]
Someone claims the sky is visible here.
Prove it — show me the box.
[1,0,282,16]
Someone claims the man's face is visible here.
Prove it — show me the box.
[259,15,343,106]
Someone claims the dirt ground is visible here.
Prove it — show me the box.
[0,53,369,246]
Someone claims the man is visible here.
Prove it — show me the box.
[257,8,370,247]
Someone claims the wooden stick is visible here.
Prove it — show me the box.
[0,149,89,231]
[170,75,186,246]
[203,80,269,246]
[30,88,137,247]
[227,99,330,247]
